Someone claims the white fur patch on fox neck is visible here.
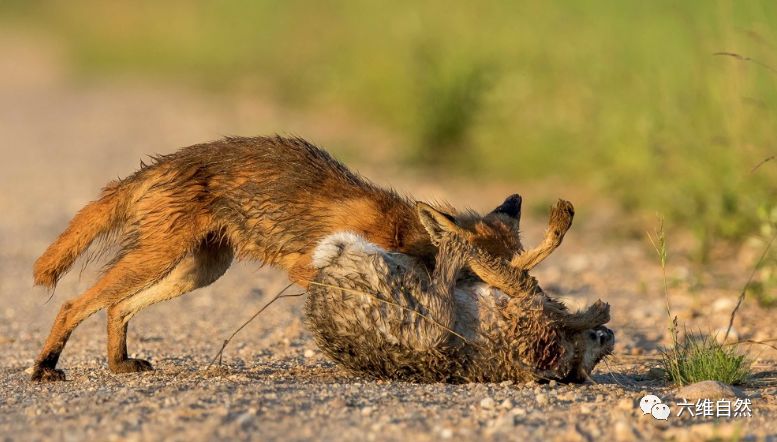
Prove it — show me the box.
[312,231,383,269]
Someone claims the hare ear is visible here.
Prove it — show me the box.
[564,300,611,331]
[416,202,465,244]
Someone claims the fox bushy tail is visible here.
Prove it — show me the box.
[33,181,134,288]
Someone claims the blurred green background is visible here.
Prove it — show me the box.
[2,0,776,259]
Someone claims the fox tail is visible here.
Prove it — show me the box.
[33,180,135,288]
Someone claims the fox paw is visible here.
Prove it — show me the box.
[109,358,153,374]
[31,366,66,382]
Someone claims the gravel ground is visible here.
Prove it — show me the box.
[1,33,776,441]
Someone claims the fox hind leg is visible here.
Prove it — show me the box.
[31,239,194,382]
[106,236,233,373]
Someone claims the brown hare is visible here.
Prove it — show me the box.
[305,201,614,383]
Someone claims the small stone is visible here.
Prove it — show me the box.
[439,428,453,439]
[595,394,604,402]
[629,347,643,355]
[23,366,34,375]
[511,407,527,417]
[646,367,667,380]
[536,393,549,406]
[303,349,316,358]
[235,408,256,428]
[548,380,557,388]
[488,415,517,433]
[499,380,513,387]
[361,406,373,416]
[499,399,513,409]
[558,391,576,401]
[675,381,744,400]
[712,298,735,312]
[480,397,496,409]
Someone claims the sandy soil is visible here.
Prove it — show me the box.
[1,33,776,441]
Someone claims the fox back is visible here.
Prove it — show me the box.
[35,136,525,289]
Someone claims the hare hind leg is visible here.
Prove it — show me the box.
[107,236,233,373]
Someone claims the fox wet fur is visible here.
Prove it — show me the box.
[306,202,614,383]
[31,136,530,381]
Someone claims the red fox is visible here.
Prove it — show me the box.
[31,136,538,382]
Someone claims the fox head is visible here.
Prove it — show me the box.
[416,194,526,262]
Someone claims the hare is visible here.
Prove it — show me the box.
[305,200,614,383]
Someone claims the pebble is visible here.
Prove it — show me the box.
[487,414,517,434]
[711,298,735,312]
[303,349,316,358]
[536,393,549,406]
[499,399,513,409]
[557,391,577,402]
[361,406,373,416]
[479,397,496,409]
[511,407,527,417]
[675,381,744,400]
[235,409,256,428]
[645,367,667,380]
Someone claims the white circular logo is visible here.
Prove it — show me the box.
[639,395,662,415]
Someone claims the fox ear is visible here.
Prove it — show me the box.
[491,194,522,221]
[416,202,465,244]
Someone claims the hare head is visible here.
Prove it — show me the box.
[417,198,614,383]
